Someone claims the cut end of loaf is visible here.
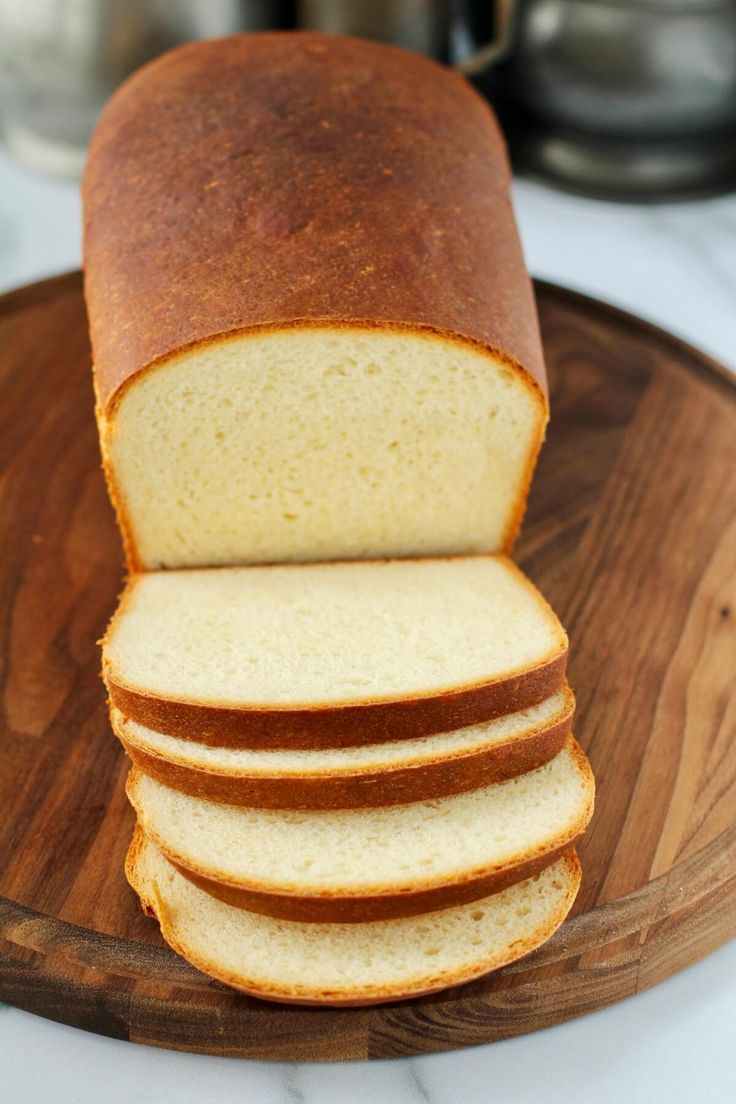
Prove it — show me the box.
[103,325,546,570]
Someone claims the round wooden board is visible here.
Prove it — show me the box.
[1,272,734,1061]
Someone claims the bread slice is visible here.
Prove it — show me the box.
[112,686,574,809]
[84,34,547,572]
[103,556,568,749]
[126,735,593,922]
[127,828,581,1006]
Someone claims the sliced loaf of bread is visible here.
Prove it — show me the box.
[126,735,593,922]
[112,687,574,809]
[84,34,547,571]
[127,828,581,1006]
[103,556,568,749]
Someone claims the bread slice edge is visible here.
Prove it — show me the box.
[111,686,574,808]
[126,826,581,1007]
[125,735,594,922]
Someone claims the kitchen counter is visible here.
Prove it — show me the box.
[1,147,734,1103]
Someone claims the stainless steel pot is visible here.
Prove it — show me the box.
[0,0,277,178]
[469,0,736,199]
[299,0,453,59]
[303,0,736,198]
[485,0,736,137]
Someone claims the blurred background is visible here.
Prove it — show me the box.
[0,0,734,365]
[2,0,736,195]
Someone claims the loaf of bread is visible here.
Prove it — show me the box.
[126,736,594,922]
[112,686,574,809]
[83,32,547,571]
[85,31,595,1008]
[102,556,568,749]
[128,828,581,1006]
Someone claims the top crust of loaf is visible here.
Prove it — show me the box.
[83,32,546,414]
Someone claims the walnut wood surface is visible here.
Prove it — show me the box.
[0,272,734,1060]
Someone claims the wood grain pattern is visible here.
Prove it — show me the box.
[0,272,734,1060]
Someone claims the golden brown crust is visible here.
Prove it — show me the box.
[107,650,567,749]
[103,556,568,748]
[112,693,573,809]
[126,827,582,1006]
[84,32,546,410]
[171,835,583,923]
[94,404,142,572]
[125,736,594,922]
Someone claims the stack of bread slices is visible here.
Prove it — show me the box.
[103,559,593,1004]
[85,34,596,1006]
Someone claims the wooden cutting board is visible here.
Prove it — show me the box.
[1,273,734,1061]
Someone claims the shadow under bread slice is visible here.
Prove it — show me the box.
[126,735,594,923]
[127,827,581,1007]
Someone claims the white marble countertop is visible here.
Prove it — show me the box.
[1,147,734,1102]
